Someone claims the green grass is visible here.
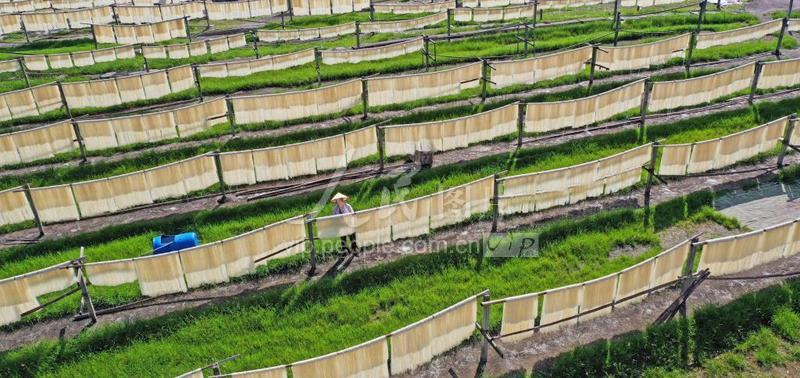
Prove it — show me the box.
[0,204,718,377]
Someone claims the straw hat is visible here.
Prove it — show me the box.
[331,192,349,202]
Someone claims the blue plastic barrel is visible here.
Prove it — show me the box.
[152,232,200,255]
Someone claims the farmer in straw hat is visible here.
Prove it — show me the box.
[332,192,359,255]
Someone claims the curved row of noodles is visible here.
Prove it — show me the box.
[494,216,800,342]
[2,54,798,226]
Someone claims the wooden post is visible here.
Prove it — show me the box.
[523,24,530,56]
[212,152,227,202]
[696,1,707,34]
[56,81,73,119]
[778,114,797,168]
[280,11,286,29]
[184,16,191,42]
[539,7,543,20]
[491,173,500,232]
[192,65,203,101]
[252,31,260,58]
[225,95,236,136]
[203,0,211,27]
[790,0,795,19]
[612,0,620,27]
[20,18,30,44]
[643,142,659,228]
[90,24,98,49]
[314,48,322,86]
[423,36,430,71]
[23,183,44,237]
[141,46,150,72]
[355,21,361,48]
[446,8,452,41]
[639,78,652,141]
[76,248,97,324]
[588,45,599,90]
[369,2,375,21]
[71,120,87,163]
[479,291,491,364]
[748,61,763,105]
[17,58,30,88]
[679,237,702,318]
[613,11,621,46]
[111,4,119,24]
[775,17,788,58]
[480,59,489,103]
[361,78,369,119]
[288,0,294,21]
[516,102,525,149]
[306,214,316,275]
[377,126,385,172]
[685,32,696,76]
[716,0,721,10]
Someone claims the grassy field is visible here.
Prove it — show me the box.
[0,199,741,376]
[0,90,796,328]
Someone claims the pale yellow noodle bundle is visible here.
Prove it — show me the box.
[343,126,378,162]
[500,293,538,341]
[615,258,655,307]
[652,239,691,286]
[579,273,617,321]
[540,284,582,332]
[0,278,38,326]
[85,259,137,287]
[758,58,800,90]
[72,178,117,218]
[133,252,188,297]
[219,151,257,187]
[179,242,229,288]
[29,184,80,223]
[391,195,432,240]
[0,187,33,226]
[290,336,389,378]
[696,19,783,49]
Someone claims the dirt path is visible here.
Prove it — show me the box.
[1,48,795,249]
[743,0,790,21]
[1,151,796,352]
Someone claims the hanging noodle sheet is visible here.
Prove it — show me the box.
[491,46,592,89]
[649,62,756,112]
[367,63,482,107]
[755,221,793,266]
[360,12,448,34]
[597,34,690,72]
[757,57,800,90]
[499,293,538,342]
[5,121,76,164]
[222,365,288,378]
[579,273,617,322]
[179,242,229,289]
[219,151,256,187]
[85,259,137,287]
[232,79,362,124]
[615,258,655,307]
[391,195,432,241]
[133,252,188,297]
[539,283,582,332]
[696,19,783,49]
[372,0,454,14]
[658,143,692,176]
[321,38,424,65]
[179,154,219,194]
[258,22,357,42]
[652,239,691,286]
[219,226,267,277]
[354,205,393,246]
[197,49,315,78]
[0,187,33,227]
[343,126,378,163]
[698,232,755,276]
[390,293,476,374]
[290,336,389,378]
[0,277,39,327]
[72,178,117,218]
[525,80,644,132]
[29,184,80,223]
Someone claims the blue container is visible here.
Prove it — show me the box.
[152,232,199,255]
